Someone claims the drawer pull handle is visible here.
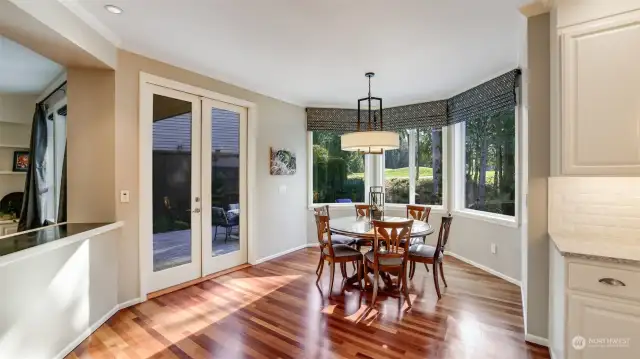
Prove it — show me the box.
[598,278,626,287]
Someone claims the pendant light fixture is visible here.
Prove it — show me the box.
[341,72,399,154]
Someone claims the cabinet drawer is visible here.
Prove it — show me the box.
[568,262,640,302]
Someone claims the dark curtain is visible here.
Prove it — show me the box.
[56,147,67,223]
[18,103,48,231]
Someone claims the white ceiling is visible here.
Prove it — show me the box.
[0,36,63,94]
[73,0,527,107]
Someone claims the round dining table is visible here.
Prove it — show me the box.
[330,216,435,239]
[328,216,435,288]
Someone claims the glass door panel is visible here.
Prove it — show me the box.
[201,99,248,276]
[152,94,194,271]
[143,85,202,293]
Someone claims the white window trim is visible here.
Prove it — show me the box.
[383,127,448,211]
[307,131,370,209]
[452,105,520,228]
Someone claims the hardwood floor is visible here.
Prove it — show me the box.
[67,248,550,359]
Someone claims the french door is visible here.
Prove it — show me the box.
[142,84,248,293]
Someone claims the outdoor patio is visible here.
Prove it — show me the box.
[153,227,240,271]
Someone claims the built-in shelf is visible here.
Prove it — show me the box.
[0,171,26,175]
[0,144,29,149]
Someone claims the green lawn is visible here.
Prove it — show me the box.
[348,167,496,183]
[348,167,433,179]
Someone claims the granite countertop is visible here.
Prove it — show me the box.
[550,234,640,265]
[0,223,115,257]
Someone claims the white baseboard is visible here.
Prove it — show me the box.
[118,297,143,310]
[54,297,143,359]
[445,251,522,287]
[54,304,119,359]
[525,333,549,347]
[254,244,310,264]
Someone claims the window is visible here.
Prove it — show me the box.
[384,130,410,203]
[462,110,515,216]
[416,128,444,205]
[43,100,67,223]
[311,132,365,203]
[384,129,444,206]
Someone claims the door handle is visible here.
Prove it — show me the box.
[193,208,201,213]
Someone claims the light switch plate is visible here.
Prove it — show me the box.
[279,185,287,194]
[120,190,130,203]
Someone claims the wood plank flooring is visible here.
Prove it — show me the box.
[67,248,550,359]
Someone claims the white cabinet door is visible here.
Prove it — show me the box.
[560,11,640,175]
[567,293,640,359]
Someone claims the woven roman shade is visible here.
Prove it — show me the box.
[447,69,520,125]
[306,69,520,132]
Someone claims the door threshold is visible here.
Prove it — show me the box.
[147,263,251,299]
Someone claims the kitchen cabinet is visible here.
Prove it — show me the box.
[558,9,640,175]
[549,244,640,359]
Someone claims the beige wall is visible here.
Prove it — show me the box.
[67,68,116,223]
[525,13,551,339]
[0,94,34,199]
[115,50,307,302]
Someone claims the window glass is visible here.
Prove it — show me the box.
[384,130,410,204]
[312,132,364,203]
[464,110,515,216]
[416,128,443,205]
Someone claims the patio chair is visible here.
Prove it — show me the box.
[212,206,238,243]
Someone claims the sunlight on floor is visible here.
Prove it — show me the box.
[133,274,301,358]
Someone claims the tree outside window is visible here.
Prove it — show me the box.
[385,129,443,206]
[312,132,364,203]
[464,110,515,216]
[416,128,443,205]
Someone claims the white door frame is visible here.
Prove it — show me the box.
[138,72,258,299]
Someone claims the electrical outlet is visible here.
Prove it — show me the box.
[491,243,497,254]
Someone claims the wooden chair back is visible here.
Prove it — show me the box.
[434,215,453,257]
[406,205,431,222]
[314,213,335,257]
[354,204,370,218]
[313,205,330,218]
[212,206,229,225]
[371,219,413,266]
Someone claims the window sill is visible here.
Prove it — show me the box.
[452,209,518,228]
[307,203,366,211]
[385,203,448,214]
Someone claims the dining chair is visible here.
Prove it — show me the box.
[313,205,356,274]
[406,204,431,222]
[352,204,373,251]
[364,219,413,307]
[401,204,432,249]
[314,213,362,295]
[354,204,370,217]
[408,215,452,299]
[212,206,239,243]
